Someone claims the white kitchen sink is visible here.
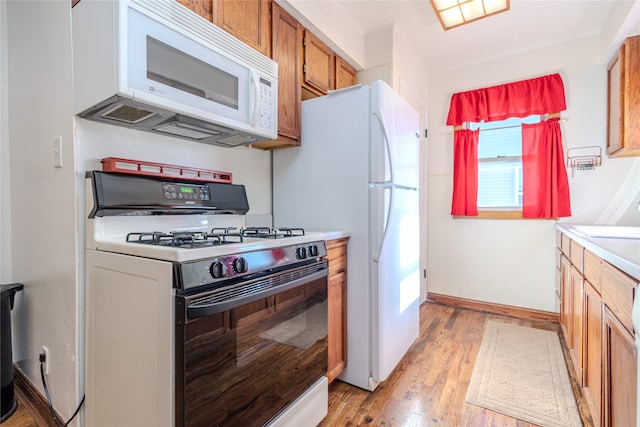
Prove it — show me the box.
[573,225,640,239]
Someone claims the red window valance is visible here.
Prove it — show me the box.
[446,74,567,126]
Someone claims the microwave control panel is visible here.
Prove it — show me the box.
[162,183,211,201]
[257,76,276,133]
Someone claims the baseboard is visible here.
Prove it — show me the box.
[426,292,559,323]
[13,365,63,427]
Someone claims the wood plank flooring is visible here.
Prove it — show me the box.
[5,301,587,427]
[319,301,587,427]
[2,399,38,427]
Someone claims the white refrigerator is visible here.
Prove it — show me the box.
[273,80,421,391]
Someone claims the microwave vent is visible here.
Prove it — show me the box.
[102,104,157,124]
[217,134,258,146]
[155,121,227,140]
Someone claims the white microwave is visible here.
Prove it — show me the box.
[72,0,278,147]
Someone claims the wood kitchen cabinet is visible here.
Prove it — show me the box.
[607,34,640,157]
[177,0,271,57]
[251,2,301,149]
[335,56,358,89]
[557,230,638,427]
[302,30,335,96]
[176,0,358,149]
[176,0,214,21]
[583,279,603,425]
[603,305,637,426]
[326,237,348,383]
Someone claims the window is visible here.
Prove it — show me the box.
[469,115,539,211]
[447,74,571,218]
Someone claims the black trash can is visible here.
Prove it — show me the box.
[0,283,23,423]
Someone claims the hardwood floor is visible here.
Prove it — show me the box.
[5,301,589,427]
[319,301,589,427]
[2,397,38,427]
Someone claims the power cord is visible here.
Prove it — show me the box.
[39,353,85,427]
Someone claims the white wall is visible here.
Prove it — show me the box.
[0,1,11,283]
[6,0,79,419]
[427,31,639,312]
[4,3,273,424]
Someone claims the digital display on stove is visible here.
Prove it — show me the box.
[162,183,210,201]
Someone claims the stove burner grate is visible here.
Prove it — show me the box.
[126,229,244,248]
[241,227,305,239]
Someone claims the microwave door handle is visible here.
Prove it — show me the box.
[249,70,261,127]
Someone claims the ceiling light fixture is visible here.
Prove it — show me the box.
[430,0,510,30]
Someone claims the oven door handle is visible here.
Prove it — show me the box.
[185,268,328,319]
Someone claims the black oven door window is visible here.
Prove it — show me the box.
[175,275,328,427]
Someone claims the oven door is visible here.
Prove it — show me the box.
[175,262,328,427]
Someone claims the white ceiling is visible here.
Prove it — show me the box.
[332,0,630,72]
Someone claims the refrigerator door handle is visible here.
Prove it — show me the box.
[371,186,393,263]
[372,107,394,184]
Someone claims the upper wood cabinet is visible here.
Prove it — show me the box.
[213,0,272,58]
[335,56,358,89]
[176,0,358,149]
[302,30,335,96]
[251,2,301,150]
[607,34,640,157]
[176,0,271,57]
[176,0,214,21]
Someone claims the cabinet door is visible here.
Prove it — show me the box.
[303,30,335,95]
[569,264,584,375]
[213,0,271,57]
[335,56,357,89]
[327,270,347,383]
[603,306,637,427]
[560,255,571,342]
[271,3,301,142]
[326,238,348,383]
[607,35,640,157]
[177,0,214,21]
[583,280,603,425]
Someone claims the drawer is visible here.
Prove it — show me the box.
[601,261,637,334]
[570,240,584,273]
[584,249,601,292]
[561,233,571,256]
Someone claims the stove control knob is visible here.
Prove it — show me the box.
[233,257,248,274]
[296,246,307,260]
[209,260,226,279]
[308,244,319,257]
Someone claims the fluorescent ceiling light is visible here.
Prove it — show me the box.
[430,0,510,30]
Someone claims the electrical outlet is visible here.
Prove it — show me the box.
[42,346,50,375]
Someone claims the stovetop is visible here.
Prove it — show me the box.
[88,220,325,263]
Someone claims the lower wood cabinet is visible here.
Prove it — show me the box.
[326,237,348,383]
[557,231,638,427]
[603,305,637,426]
[583,280,603,425]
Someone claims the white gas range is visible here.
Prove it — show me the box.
[84,170,329,427]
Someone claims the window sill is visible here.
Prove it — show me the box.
[453,210,560,220]
[454,210,522,219]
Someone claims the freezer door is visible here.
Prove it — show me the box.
[369,185,420,385]
[370,81,420,189]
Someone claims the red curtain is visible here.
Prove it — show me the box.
[446,74,566,126]
[522,119,571,218]
[451,129,479,216]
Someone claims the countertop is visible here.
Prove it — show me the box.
[316,230,351,241]
[557,224,640,280]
